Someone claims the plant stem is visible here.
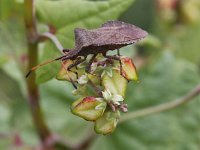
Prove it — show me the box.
[74,133,96,150]
[24,0,51,143]
[40,32,64,53]
[120,84,200,123]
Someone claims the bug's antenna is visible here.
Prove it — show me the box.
[25,55,66,78]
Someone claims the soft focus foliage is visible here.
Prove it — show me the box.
[0,0,200,149]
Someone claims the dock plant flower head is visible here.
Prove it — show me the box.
[56,54,138,134]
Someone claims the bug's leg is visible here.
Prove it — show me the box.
[67,57,86,70]
[104,55,120,61]
[104,55,125,78]
[68,60,79,80]
[61,61,77,89]
[67,57,86,79]
[25,54,67,78]
[60,53,84,89]
[86,54,97,74]
[117,49,123,76]
[25,50,79,78]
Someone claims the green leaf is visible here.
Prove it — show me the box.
[36,41,61,84]
[172,23,200,63]
[35,0,135,83]
[0,104,11,132]
[36,0,135,29]
[0,55,9,68]
[0,7,27,94]
[2,60,27,98]
[0,70,38,147]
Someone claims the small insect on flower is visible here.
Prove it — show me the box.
[25,20,148,86]
[25,20,148,135]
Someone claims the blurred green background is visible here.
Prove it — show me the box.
[0,0,200,149]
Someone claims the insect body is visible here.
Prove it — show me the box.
[26,20,148,78]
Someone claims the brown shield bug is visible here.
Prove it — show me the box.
[26,20,148,79]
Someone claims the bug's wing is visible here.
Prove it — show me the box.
[101,20,133,28]
[91,22,148,46]
[74,21,148,49]
[74,28,94,48]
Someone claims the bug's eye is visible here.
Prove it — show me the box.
[63,49,70,53]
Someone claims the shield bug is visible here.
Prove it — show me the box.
[26,20,148,78]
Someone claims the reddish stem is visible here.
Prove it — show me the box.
[24,0,52,147]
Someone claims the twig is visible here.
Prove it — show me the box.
[74,133,96,150]
[40,32,64,54]
[120,84,200,123]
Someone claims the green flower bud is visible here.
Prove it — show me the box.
[102,69,127,97]
[56,53,140,134]
[94,110,120,135]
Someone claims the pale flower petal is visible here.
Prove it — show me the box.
[107,69,113,77]
[77,74,88,85]
[102,89,112,101]
[112,94,124,102]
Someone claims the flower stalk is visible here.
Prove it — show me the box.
[24,0,51,146]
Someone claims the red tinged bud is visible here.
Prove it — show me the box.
[56,60,78,81]
[121,57,138,81]
[71,97,107,121]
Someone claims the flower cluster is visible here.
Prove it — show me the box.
[56,54,138,134]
